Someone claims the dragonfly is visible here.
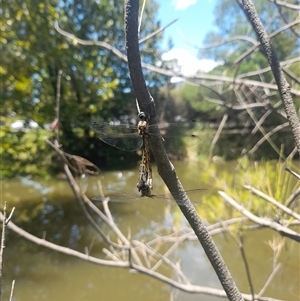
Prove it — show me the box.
[90,112,199,197]
[92,188,205,206]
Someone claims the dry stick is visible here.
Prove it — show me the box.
[285,186,300,208]
[44,140,121,246]
[266,0,300,10]
[244,185,300,221]
[286,147,298,161]
[234,17,300,64]
[44,139,145,266]
[234,88,287,158]
[284,167,300,181]
[125,1,244,301]
[64,163,131,251]
[239,235,255,300]
[147,234,187,273]
[248,122,289,155]
[237,57,300,79]
[218,191,300,242]
[257,264,281,298]
[0,202,6,299]
[55,69,62,144]
[0,212,129,267]
[274,0,300,39]
[251,101,282,134]
[137,0,146,36]
[65,164,143,265]
[283,67,300,84]
[209,113,228,162]
[139,18,179,44]
[190,35,257,50]
[242,0,300,155]
[9,280,15,301]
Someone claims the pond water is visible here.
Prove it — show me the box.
[1,161,299,301]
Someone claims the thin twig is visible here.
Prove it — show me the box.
[284,167,300,180]
[239,235,255,300]
[137,0,146,36]
[5,207,15,225]
[55,69,62,144]
[9,280,15,301]
[218,191,300,242]
[257,264,281,298]
[139,18,179,44]
[0,202,7,299]
[209,113,228,162]
[244,185,300,221]
[242,0,300,154]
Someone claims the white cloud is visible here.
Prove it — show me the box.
[162,48,219,77]
[173,0,197,10]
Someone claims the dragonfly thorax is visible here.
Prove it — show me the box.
[137,120,148,137]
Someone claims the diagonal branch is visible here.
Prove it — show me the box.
[244,185,300,221]
[218,191,300,242]
[241,0,300,154]
[125,1,245,301]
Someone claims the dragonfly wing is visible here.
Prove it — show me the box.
[148,122,201,149]
[92,195,137,203]
[90,122,143,151]
[151,189,204,206]
[98,134,143,151]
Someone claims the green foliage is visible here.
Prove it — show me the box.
[0,117,53,178]
[1,0,166,177]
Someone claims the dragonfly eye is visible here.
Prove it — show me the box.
[138,111,150,121]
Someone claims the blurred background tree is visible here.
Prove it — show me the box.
[1,0,168,176]
[162,0,299,160]
[1,0,299,177]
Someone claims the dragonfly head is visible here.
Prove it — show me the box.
[138,112,150,122]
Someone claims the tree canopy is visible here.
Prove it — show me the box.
[1,0,167,176]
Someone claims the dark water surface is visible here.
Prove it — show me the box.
[1,161,299,301]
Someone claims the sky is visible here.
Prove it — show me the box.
[156,0,219,76]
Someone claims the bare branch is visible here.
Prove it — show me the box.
[55,69,62,144]
[239,235,255,299]
[0,203,6,299]
[9,280,15,301]
[236,57,300,79]
[248,122,290,155]
[241,0,300,154]
[244,185,300,221]
[234,18,300,64]
[139,18,179,44]
[284,167,300,181]
[53,21,300,96]
[218,191,300,242]
[196,35,258,49]
[209,113,228,161]
[266,0,300,10]
[251,101,282,134]
[257,264,282,298]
